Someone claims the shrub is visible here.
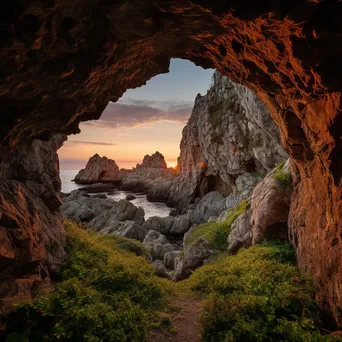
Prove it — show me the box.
[184,200,249,251]
[185,241,338,341]
[6,220,169,342]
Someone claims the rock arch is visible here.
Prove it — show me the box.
[0,0,341,328]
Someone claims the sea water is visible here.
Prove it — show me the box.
[60,170,171,219]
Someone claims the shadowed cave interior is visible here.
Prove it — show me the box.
[0,0,342,340]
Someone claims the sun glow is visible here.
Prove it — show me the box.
[167,161,178,168]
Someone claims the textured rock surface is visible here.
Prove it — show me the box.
[98,220,147,242]
[62,190,116,223]
[142,230,174,261]
[0,135,66,325]
[0,0,341,327]
[139,151,167,169]
[88,199,145,229]
[121,152,176,202]
[251,161,292,244]
[142,215,190,237]
[168,71,287,208]
[74,154,121,184]
[227,208,253,254]
[152,260,170,279]
[173,237,214,281]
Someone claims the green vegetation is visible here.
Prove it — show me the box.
[184,200,250,251]
[183,241,338,342]
[6,220,170,342]
[273,161,292,189]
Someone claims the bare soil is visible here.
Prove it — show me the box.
[148,296,203,342]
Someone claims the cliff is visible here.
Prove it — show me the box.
[74,154,121,184]
[169,71,287,208]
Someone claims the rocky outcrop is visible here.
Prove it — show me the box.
[138,151,167,169]
[173,237,214,281]
[74,154,121,184]
[227,208,253,254]
[98,220,147,242]
[251,161,292,244]
[1,0,342,328]
[89,199,145,229]
[168,71,287,209]
[142,215,190,237]
[142,230,174,261]
[0,135,67,325]
[62,190,146,240]
[121,152,176,202]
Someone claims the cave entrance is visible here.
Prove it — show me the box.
[58,58,214,218]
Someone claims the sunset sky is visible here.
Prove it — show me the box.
[58,59,214,170]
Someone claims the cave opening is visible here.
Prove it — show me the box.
[0,1,342,337]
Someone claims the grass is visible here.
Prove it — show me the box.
[181,241,340,342]
[6,220,171,342]
[184,200,250,251]
[273,160,292,189]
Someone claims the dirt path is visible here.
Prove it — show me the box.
[149,296,203,342]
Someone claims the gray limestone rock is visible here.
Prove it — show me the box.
[227,208,253,254]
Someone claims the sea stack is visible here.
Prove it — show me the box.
[74,154,121,184]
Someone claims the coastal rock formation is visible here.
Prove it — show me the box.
[121,152,175,202]
[168,71,287,209]
[142,215,190,237]
[0,135,66,324]
[62,190,146,240]
[62,190,115,222]
[74,154,121,184]
[173,237,214,281]
[227,208,253,254]
[1,0,342,328]
[138,151,167,169]
[143,230,174,261]
[98,220,147,242]
[251,161,292,244]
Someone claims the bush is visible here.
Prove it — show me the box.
[273,170,292,189]
[6,220,169,342]
[184,200,249,251]
[186,241,338,341]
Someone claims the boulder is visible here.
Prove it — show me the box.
[126,194,136,201]
[74,154,121,184]
[163,251,182,270]
[98,220,147,242]
[152,260,171,279]
[62,190,115,223]
[152,243,174,261]
[142,230,173,260]
[250,160,292,244]
[142,215,190,237]
[184,237,214,270]
[227,208,253,254]
[189,191,226,225]
[172,259,191,282]
[143,230,168,252]
[88,199,145,230]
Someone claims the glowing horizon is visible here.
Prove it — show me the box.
[58,59,214,171]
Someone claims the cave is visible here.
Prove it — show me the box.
[0,0,341,332]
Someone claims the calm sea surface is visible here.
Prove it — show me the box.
[60,169,171,219]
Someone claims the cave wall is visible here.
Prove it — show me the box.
[0,0,341,327]
[0,135,66,329]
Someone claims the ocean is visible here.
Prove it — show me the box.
[60,169,171,219]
